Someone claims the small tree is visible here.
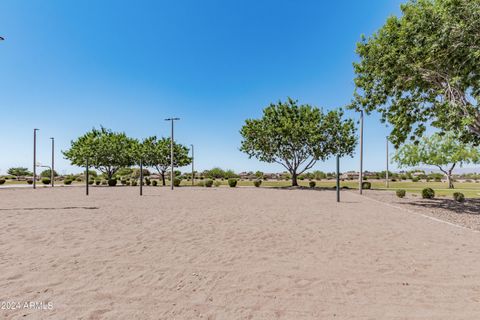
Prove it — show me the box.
[394,132,480,189]
[40,169,58,178]
[63,127,138,180]
[8,167,32,177]
[240,98,357,186]
[140,136,192,186]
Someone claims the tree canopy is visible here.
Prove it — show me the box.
[240,98,357,186]
[351,0,480,147]
[7,167,32,177]
[63,127,138,180]
[140,136,191,185]
[393,132,480,188]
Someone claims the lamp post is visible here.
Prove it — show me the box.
[50,137,55,187]
[386,136,389,188]
[33,129,39,189]
[86,158,89,196]
[190,144,194,186]
[359,110,364,195]
[165,118,180,190]
[336,155,340,202]
[140,158,143,196]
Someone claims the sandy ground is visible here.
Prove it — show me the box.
[1,187,480,320]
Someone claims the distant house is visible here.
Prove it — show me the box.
[341,171,378,180]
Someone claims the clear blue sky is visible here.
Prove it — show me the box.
[0,0,407,175]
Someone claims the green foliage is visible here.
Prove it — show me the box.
[8,167,32,177]
[240,98,356,186]
[84,170,98,178]
[41,177,51,184]
[412,177,420,182]
[396,189,406,198]
[152,180,158,186]
[27,179,33,184]
[313,171,326,180]
[204,179,214,187]
[64,179,72,185]
[214,180,221,187]
[394,132,480,188]
[351,0,480,145]
[196,181,205,187]
[108,178,117,186]
[0,178,5,185]
[101,180,108,185]
[145,178,151,186]
[453,192,465,202]
[309,180,316,188]
[173,178,182,187]
[254,180,262,187]
[362,181,371,189]
[95,178,101,185]
[40,169,58,178]
[228,178,238,188]
[116,167,133,177]
[63,127,138,180]
[422,188,435,199]
[131,180,138,186]
[88,179,94,185]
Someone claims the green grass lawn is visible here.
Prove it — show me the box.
[4,178,480,198]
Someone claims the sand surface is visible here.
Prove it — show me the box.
[1,187,480,319]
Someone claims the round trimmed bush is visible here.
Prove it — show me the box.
[88,179,94,185]
[422,188,435,199]
[453,192,465,203]
[174,178,182,187]
[309,181,316,188]
[152,180,158,186]
[95,180,101,185]
[108,178,117,186]
[0,178,5,185]
[121,179,127,185]
[131,180,138,186]
[396,189,406,198]
[27,179,33,185]
[214,180,221,187]
[205,179,213,187]
[145,178,151,186]
[64,179,72,185]
[76,177,82,182]
[228,178,238,188]
[254,180,262,187]
[412,177,419,182]
[362,181,371,190]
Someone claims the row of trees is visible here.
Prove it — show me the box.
[63,127,192,186]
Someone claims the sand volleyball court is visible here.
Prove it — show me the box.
[1,187,480,319]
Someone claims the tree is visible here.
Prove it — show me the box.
[140,136,191,186]
[393,132,480,188]
[63,127,138,180]
[8,167,32,177]
[351,0,480,147]
[240,98,357,186]
[40,169,58,178]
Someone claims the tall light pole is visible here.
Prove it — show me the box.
[336,155,340,202]
[50,137,55,187]
[386,136,389,188]
[359,110,364,194]
[33,129,39,189]
[165,118,180,190]
[190,144,194,186]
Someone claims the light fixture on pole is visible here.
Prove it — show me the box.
[359,110,364,195]
[50,137,55,187]
[165,118,180,190]
[190,144,194,186]
[33,129,39,189]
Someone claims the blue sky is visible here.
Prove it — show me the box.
[0,0,408,175]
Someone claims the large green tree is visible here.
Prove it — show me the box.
[240,98,357,186]
[394,132,480,188]
[351,0,480,146]
[140,136,191,186]
[63,127,138,180]
[7,167,32,177]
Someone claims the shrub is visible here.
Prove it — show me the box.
[27,179,33,185]
[341,186,350,189]
[101,180,108,185]
[145,178,151,186]
[205,179,213,187]
[174,178,182,187]
[95,180,101,185]
[391,178,397,182]
[76,177,82,182]
[362,181,371,190]
[0,178,5,185]
[121,179,127,185]
[453,192,465,203]
[254,180,262,187]
[40,177,50,184]
[412,177,419,182]
[108,178,117,186]
[228,178,238,187]
[131,180,138,186]
[396,189,406,198]
[422,188,435,199]
[152,180,158,186]
[88,179,94,185]
[214,180,221,187]
[64,179,72,185]
[309,181,316,188]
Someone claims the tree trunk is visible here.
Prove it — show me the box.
[447,172,454,189]
[161,172,166,186]
[291,172,298,187]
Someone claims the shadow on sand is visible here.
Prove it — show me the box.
[406,198,480,215]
